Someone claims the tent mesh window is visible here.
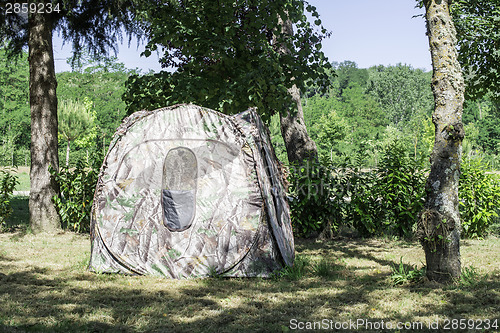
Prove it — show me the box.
[161,147,198,232]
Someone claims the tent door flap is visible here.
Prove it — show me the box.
[162,189,196,232]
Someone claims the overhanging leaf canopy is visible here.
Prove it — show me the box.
[451,0,500,102]
[124,0,332,121]
[0,0,143,65]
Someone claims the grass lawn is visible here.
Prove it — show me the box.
[0,225,499,332]
[1,194,499,332]
[15,172,30,192]
[14,167,30,192]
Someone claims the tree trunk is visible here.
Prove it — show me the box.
[280,85,318,163]
[28,11,61,233]
[275,16,318,164]
[418,0,465,283]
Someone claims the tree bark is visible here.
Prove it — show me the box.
[280,85,318,164]
[275,16,318,164]
[418,0,465,283]
[28,11,61,233]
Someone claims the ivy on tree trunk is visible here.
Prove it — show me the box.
[28,11,61,232]
[418,0,465,283]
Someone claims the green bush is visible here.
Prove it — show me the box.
[340,142,426,238]
[50,157,101,233]
[287,158,384,238]
[344,167,381,237]
[459,155,500,238]
[287,160,338,237]
[286,142,500,240]
[0,168,19,229]
[375,141,427,238]
[287,143,427,239]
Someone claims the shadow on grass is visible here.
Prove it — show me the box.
[1,238,499,332]
[297,238,411,272]
[5,195,30,230]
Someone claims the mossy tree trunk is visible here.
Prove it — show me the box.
[418,0,465,283]
[28,11,61,232]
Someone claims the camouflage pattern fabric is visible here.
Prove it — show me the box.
[232,110,295,267]
[89,104,294,278]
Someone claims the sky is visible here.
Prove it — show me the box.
[310,0,431,70]
[52,0,432,73]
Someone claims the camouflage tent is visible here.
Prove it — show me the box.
[89,104,294,278]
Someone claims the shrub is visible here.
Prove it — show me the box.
[459,155,500,238]
[0,168,18,229]
[344,167,381,237]
[287,142,427,239]
[50,156,101,233]
[287,157,386,238]
[342,141,426,238]
[287,142,499,240]
[375,141,427,238]
[287,160,339,237]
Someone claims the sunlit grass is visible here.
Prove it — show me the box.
[15,169,30,192]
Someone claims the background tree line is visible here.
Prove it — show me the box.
[2,48,499,242]
[271,60,500,170]
[0,50,134,167]
[2,55,499,170]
